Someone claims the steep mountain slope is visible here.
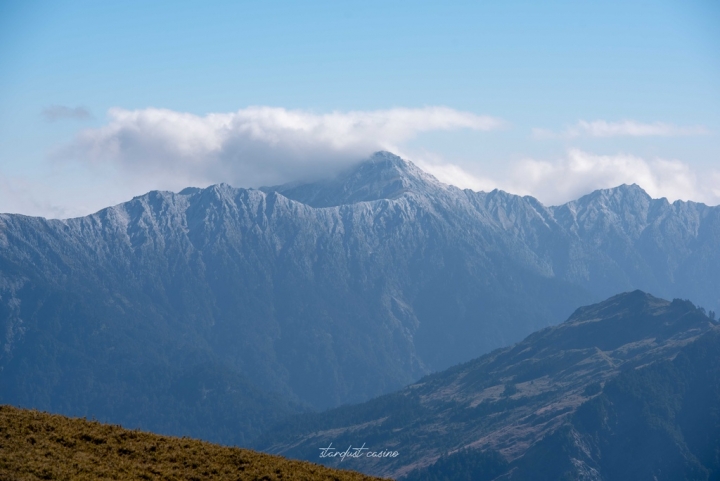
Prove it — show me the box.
[256,291,719,479]
[0,405,383,481]
[505,329,720,480]
[1,151,719,446]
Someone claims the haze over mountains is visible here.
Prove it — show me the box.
[258,291,720,480]
[1,151,719,446]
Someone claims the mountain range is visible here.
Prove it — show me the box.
[257,291,720,480]
[1,151,719,445]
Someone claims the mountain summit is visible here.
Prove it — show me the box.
[1,151,719,447]
[262,151,445,207]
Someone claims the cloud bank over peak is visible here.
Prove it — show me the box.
[59,106,504,190]
[421,149,720,207]
[509,149,704,204]
[4,106,715,219]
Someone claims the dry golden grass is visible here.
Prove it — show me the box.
[0,405,387,481]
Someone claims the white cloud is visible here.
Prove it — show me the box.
[533,120,708,139]
[421,149,720,206]
[5,146,719,218]
[415,159,498,193]
[6,106,718,218]
[58,106,504,191]
[508,149,704,204]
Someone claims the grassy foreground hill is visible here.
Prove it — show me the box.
[0,405,385,481]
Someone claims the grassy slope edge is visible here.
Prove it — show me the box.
[0,405,386,481]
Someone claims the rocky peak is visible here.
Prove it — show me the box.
[577,183,651,209]
[261,151,445,207]
[551,183,655,237]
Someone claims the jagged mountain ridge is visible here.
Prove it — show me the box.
[1,151,719,446]
[256,291,719,480]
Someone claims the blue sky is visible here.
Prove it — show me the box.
[1,0,719,217]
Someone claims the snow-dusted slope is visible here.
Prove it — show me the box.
[1,151,718,445]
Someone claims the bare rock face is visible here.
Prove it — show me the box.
[0,151,719,446]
